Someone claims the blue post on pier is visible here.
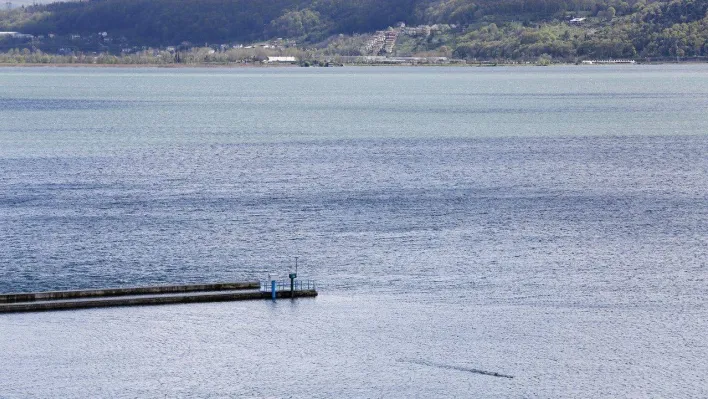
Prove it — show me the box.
[271,280,276,301]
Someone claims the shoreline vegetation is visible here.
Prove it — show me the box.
[2,43,707,68]
[2,61,705,68]
[0,45,705,68]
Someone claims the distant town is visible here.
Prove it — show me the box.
[1,23,474,66]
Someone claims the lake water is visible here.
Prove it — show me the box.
[1,65,707,397]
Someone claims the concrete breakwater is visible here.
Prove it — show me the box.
[0,282,317,313]
[0,282,260,303]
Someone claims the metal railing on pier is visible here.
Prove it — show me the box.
[259,280,317,293]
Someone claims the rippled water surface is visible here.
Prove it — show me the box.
[1,65,707,397]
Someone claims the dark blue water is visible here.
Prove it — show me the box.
[1,136,706,306]
[1,66,707,397]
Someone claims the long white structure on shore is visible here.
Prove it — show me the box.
[581,59,636,64]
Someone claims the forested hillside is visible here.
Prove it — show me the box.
[1,0,707,61]
[1,0,420,44]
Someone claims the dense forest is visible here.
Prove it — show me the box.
[1,0,708,61]
[0,0,420,44]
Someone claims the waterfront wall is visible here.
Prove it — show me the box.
[0,282,260,304]
[0,289,318,313]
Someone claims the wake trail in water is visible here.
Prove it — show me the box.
[398,358,514,379]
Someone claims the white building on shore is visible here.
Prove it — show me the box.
[265,56,298,63]
[0,31,34,39]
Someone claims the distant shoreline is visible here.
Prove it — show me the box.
[0,62,286,68]
[1,60,705,68]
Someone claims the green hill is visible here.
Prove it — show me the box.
[1,0,707,61]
